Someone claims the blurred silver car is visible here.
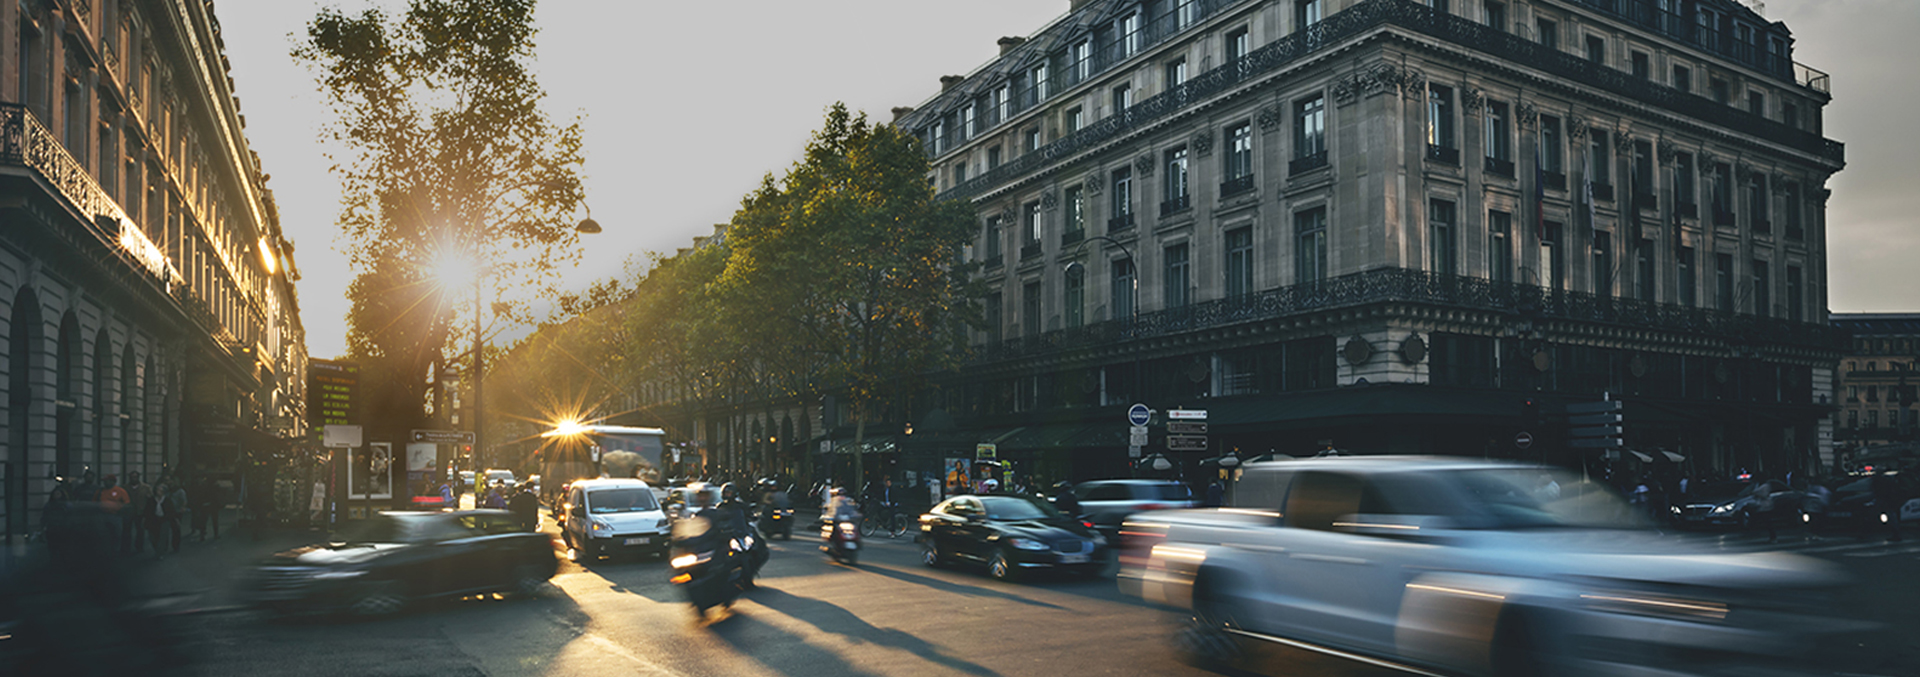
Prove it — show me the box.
[1119,456,1865,676]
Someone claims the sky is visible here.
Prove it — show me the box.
[214,0,1920,361]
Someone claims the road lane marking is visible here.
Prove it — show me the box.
[1844,543,1920,558]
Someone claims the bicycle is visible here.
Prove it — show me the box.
[860,502,910,538]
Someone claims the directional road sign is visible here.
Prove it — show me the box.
[1166,435,1208,451]
[411,429,474,444]
[1130,433,1150,447]
[1167,422,1208,435]
[1569,425,1624,438]
[1168,409,1209,420]
[1128,403,1152,426]
[1570,437,1625,449]
[1566,400,1623,414]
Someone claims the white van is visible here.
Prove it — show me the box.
[559,478,671,562]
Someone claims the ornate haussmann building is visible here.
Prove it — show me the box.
[3,1,308,552]
[890,0,1845,486]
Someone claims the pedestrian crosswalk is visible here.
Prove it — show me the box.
[1684,531,1917,559]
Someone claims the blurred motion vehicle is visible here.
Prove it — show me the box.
[1822,472,1919,530]
[1672,479,1805,529]
[665,484,724,519]
[919,494,1108,581]
[1118,457,1863,676]
[559,478,672,562]
[245,510,555,617]
[1072,479,1197,540]
[668,504,748,616]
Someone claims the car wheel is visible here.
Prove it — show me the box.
[511,563,550,598]
[923,541,945,568]
[1491,606,1566,677]
[988,550,1016,581]
[1174,572,1243,669]
[345,580,407,618]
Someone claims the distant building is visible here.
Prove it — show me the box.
[1830,314,1920,450]
[893,0,1845,483]
[3,2,307,547]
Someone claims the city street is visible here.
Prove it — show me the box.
[150,518,1918,677]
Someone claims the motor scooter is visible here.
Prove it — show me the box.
[760,504,794,540]
[669,517,745,615]
[820,515,861,565]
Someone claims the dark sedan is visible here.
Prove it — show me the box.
[918,494,1109,581]
[245,510,557,617]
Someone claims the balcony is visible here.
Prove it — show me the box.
[1713,207,1736,227]
[1786,224,1804,241]
[1426,144,1459,166]
[1290,150,1329,175]
[935,0,1842,204]
[1590,183,1614,202]
[1635,191,1658,211]
[1677,201,1698,219]
[1544,171,1567,191]
[1021,242,1043,260]
[1484,156,1515,177]
[972,267,1847,364]
[1061,229,1085,247]
[1107,213,1135,232]
[1220,175,1255,197]
[1160,195,1191,216]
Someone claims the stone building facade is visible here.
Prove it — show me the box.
[894,0,1844,485]
[1830,313,1920,452]
[2,0,308,551]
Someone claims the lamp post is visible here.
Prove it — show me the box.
[1066,235,1144,468]
[469,212,602,473]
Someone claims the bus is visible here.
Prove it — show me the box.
[537,423,668,502]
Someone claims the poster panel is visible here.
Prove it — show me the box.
[943,457,970,497]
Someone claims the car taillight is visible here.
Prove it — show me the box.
[1138,503,1172,511]
[1082,520,1096,529]
[1117,520,1168,569]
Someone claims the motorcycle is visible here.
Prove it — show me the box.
[760,504,794,540]
[669,517,747,615]
[820,516,861,565]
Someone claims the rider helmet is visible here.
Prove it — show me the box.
[720,482,739,502]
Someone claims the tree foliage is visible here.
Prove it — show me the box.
[296,0,587,434]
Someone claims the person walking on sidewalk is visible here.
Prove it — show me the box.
[163,480,188,554]
[509,485,539,531]
[125,471,151,554]
[96,475,130,555]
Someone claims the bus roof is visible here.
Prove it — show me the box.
[540,424,667,439]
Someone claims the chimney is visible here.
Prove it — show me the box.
[940,75,966,92]
[997,36,1026,55]
[891,107,916,124]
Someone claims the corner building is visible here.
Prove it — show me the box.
[3,1,308,552]
[897,0,1844,483]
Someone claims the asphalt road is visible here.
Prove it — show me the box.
[154,522,1917,677]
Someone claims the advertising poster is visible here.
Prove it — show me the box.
[349,442,394,499]
[944,458,970,497]
[406,443,439,505]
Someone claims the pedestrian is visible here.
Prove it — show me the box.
[508,485,539,531]
[1871,470,1904,542]
[125,471,151,553]
[439,476,457,510]
[39,481,71,542]
[485,481,507,509]
[164,480,189,553]
[1053,481,1081,518]
[1205,479,1225,508]
[95,475,130,555]
[1749,481,1778,544]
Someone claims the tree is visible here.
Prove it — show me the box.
[717,104,979,489]
[296,0,588,443]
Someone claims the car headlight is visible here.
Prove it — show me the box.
[590,518,614,533]
[1711,504,1734,514]
[312,569,367,581]
[837,522,857,535]
[1670,506,1682,514]
[1007,537,1048,551]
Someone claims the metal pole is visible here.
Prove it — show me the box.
[473,271,484,473]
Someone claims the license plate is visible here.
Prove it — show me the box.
[1684,515,1704,521]
[623,537,650,546]
[1828,512,1850,518]
[1059,554,1089,564]
[844,542,858,550]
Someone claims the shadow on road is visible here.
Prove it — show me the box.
[748,587,1007,677]
[854,562,1069,611]
[705,610,890,677]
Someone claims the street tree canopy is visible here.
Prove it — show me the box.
[296,0,588,435]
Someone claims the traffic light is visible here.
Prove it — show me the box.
[1521,398,1540,429]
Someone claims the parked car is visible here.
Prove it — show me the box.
[918,494,1108,580]
[559,478,672,562]
[245,510,555,617]
[1071,479,1197,539]
[1119,456,1863,676]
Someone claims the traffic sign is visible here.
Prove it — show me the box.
[1130,425,1149,435]
[411,429,474,444]
[1127,403,1152,426]
[1515,431,1533,449]
[1167,421,1208,434]
[1167,435,1208,451]
[1568,413,1623,426]
[1128,445,1143,458]
[1570,437,1624,449]
[1129,433,1150,447]
[1168,409,1208,420]
[1566,400,1623,414]
[1569,425,1624,438]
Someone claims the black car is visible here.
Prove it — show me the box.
[918,494,1109,581]
[246,510,557,617]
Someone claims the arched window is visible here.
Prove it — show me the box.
[8,288,45,541]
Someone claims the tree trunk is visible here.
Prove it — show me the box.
[851,410,866,496]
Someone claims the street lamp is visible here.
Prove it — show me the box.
[1065,235,1143,455]
[466,193,603,473]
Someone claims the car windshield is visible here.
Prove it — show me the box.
[487,470,515,482]
[980,496,1055,521]
[1691,481,1749,501]
[1143,483,1194,500]
[1448,468,1643,530]
[588,488,659,513]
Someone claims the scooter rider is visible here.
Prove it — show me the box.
[759,479,793,536]
[715,483,769,586]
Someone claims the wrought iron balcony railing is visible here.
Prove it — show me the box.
[1545,171,1567,191]
[1061,229,1085,247]
[1677,201,1697,219]
[1484,156,1515,177]
[936,0,1842,203]
[1591,183,1615,202]
[1220,175,1255,197]
[1290,150,1329,175]
[972,267,1844,364]
[1160,194,1191,216]
[1426,144,1460,166]
[1021,242,1043,260]
[1107,213,1135,232]
[1635,191,1659,211]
